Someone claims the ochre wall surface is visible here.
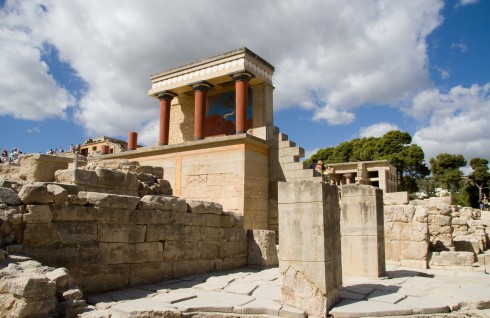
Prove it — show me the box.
[105,134,270,230]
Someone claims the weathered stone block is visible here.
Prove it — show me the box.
[197,241,220,260]
[18,183,53,205]
[163,240,197,261]
[97,224,146,243]
[139,195,187,212]
[95,168,139,191]
[45,268,74,294]
[400,241,429,260]
[54,222,97,244]
[222,257,247,271]
[429,251,475,267]
[55,169,98,186]
[23,223,58,247]
[79,192,140,210]
[0,187,21,205]
[186,200,223,215]
[95,207,131,224]
[219,240,247,258]
[69,264,130,294]
[20,154,71,182]
[435,215,451,226]
[46,184,68,205]
[174,212,203,226]
[157,179,173,195]
[384,191,409,205]
[129,209,173,224]
[24,205,53,223]
[247,229,278,267]
[51,205,97,222]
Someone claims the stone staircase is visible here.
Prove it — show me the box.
[272,129,321,183]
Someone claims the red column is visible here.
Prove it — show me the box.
[128,131,138,150]
[100,145,110,155]
[232,72,253,134]
[191,82,213,140]
[157,92,177,146]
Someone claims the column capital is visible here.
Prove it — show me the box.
[157,91,177,101]
[230,71,254,82]
[190,81,213,92]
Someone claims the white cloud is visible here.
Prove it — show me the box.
[26,126,41,133]
[451,41,468,53]
[457,0,479,7]
[411,84,490,162]
[359,122,399,138]
[437,67,450,79]
[0,3,75,120]
[0,0,444,143]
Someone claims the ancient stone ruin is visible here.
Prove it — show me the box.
[2,48,490,318]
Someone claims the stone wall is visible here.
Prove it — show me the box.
[384,204,429,269]
[385,195,489,271]
[1,183,247,294]
[340,184,386,277]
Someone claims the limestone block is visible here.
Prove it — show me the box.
[452,217,468,225]
[429,251,475,267]
[172,260,210,278]
[55,169,98,186]
[411,222,429,242]
[384,192,409,205]
[400,241,429,260]
[98,223,146,243]
[18,183,53,205]
[454,238,480,254]
[219,240,247,258]
[129,262,172,286]
[139,195,187,212]
[201,227,225,241]
[51,205,97,222]
[202,214,221,227]
[435,215,451,226]
[390,205,415,223]
[187,200,223,215]
[99,242,130,264]
[222,257,247,271]
[22,245,78,268]
[24,205,53,223]
[55,221,97,244]
[67,194,88,206]
[163,240,197,261]
[79,191,140,210]
[19,154,71,182]
[158,179,173,195]
[0,187,21,205]
[95,207,131,224]
[414,206,429,222]
[1,274,57,301]
[95,168,139,191]
[197,241,220,260]
[247,229,278,267]
[0,294,57,318]
[69,264,130,294]
[45,267,74,294]
[23,223,58,247]
[129,209,172,224]
[56,299,86,318]
[46,184,68,205]
[220,215,236,228]
[174,212,204,226]
[221,211,243,228]
[281,265,337,318]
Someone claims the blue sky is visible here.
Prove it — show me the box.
[0,0,489,168]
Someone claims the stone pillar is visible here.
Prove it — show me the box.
[344,173,353,184]
[340,184,386,277]
[157,91,177,146]
[231,72,253,134]
[191,82,213,140]
[100,145,110,155]
[127,132,138,150]
[278,181,341,317]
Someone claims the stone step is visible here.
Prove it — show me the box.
[278,147,304,158]
[277,132,289,142]
[281,161,309,171]
[278,140,296,148]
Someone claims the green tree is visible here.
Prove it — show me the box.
[468,157,490,202]
[429,153,467,191]
[308,130,430,192]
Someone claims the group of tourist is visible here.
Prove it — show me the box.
[46,144,79,155]
[310,159,324,177]
[0,148,22,164]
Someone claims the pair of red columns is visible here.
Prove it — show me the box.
[157,73,252,145]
